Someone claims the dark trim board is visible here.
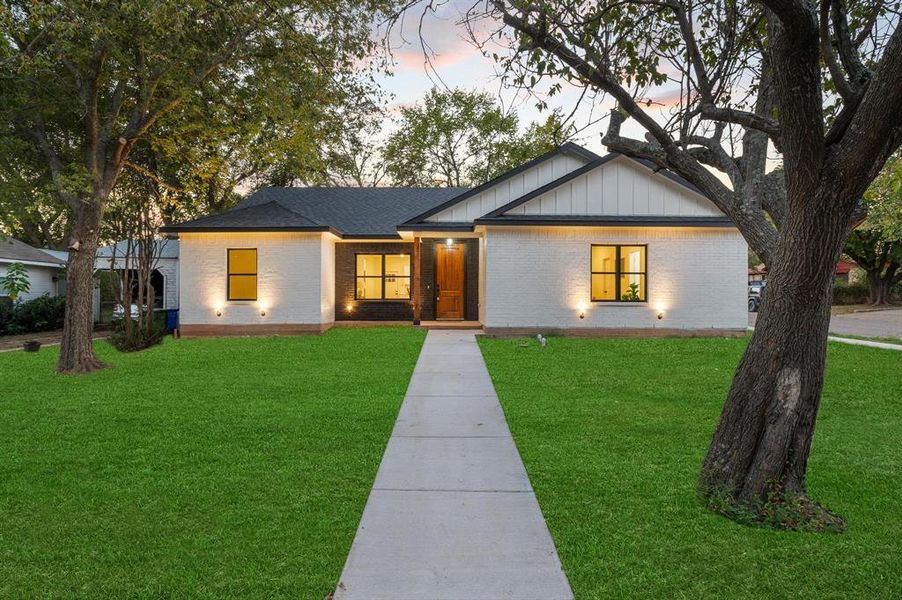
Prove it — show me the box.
[179,323,332,337]
[483,327,747,338]
[475,216,735,227]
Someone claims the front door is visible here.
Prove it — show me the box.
[435,243,465,320]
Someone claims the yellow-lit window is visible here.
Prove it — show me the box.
[228,248,257,301]
[356,253,411,300]
[591,245,646,302]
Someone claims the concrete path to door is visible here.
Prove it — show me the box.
[334,330,573,600]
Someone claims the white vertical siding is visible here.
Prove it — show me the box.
[426,154,588,222]
[504,157,723,218]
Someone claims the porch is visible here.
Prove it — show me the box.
[334,235,481,325]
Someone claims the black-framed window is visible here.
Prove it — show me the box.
[227,248,257,301]
[591,245,647,302]
[356,254,411,300]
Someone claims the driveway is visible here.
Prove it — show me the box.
[748,308,902,340]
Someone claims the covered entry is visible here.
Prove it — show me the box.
[434,242,465,319]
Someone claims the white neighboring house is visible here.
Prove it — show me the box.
[161,143,746,337]
[94,239,179,310]
[0,238,66,301]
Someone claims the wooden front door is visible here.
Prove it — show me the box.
[435,243,465,320]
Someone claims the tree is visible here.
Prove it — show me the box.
[0,0,392,373]
[844,155,902,305]
[420,0,902,528]
[383,88,573,187]
[0,261,29,301]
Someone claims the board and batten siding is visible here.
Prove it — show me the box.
[426,153,588,222]
[504,156,722,217]
[178,232,333,326]
[483,226,747,330]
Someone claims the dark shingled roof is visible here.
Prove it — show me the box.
[0,237,66,266]
[161,187,468,237]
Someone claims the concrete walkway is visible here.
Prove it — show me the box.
[335,330,573,600]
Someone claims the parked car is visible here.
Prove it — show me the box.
[748,281,766,312]
[112,303,142,319]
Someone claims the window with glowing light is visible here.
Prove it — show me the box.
[591,245,647,302]
[356,254,411,300]
[227,248,257,301]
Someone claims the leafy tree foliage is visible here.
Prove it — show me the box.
[383,88,574,187]
[404,0,902,527]
[0,0,394,372]
[845,154,902,304]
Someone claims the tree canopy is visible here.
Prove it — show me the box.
[383,88,574,187]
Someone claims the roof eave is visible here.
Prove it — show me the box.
[397,223,476,232]
[474,216,736,227]
[159,225,339,235]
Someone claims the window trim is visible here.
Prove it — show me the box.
[227,248,258,302]
[590,244,648,303]
[354,252,412,302]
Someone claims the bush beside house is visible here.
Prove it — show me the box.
[0,295,66,336]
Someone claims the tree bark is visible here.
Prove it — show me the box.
[699,184,852,526]
[57,200,106,374]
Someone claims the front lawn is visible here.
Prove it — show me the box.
[478,336,902,598]
[0,327,425,597]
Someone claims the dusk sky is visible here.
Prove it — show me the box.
[371,1,668,153]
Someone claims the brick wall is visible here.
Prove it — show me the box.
[483,226,747,330]
[335,242,414,321]
[178,232,328,326]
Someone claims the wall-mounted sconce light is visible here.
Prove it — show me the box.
[215,308,222,317]
[260,309,266,317]
[346,302,355,313]
[577,301,587,320]
[657,312,664,320]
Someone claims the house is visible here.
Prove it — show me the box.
[0,238,66,301]
[161,143,747,336]
[749,259,857,284]
[95,240,179,310]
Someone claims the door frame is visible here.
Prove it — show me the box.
[432,241,466,320]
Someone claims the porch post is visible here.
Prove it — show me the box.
[412,236,421,325]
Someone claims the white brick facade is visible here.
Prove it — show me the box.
[482,226,747,330]
[178,232,333,326]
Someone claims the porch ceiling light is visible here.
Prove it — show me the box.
[446,238,454,246]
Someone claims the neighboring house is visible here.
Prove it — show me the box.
[0,238,66,301]
[161,143,747,336]
[749,260,856,284]
[95,240,179,310]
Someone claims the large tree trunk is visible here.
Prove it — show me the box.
[866,270,889,305]
[699,190,851,530]
[57,201,106,374]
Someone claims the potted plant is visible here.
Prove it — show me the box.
[23,340,41,352]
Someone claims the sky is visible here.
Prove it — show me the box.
[371,0,661,154]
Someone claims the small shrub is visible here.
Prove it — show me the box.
[13,294,66,333]
[832,281,870,305]
[0,297,16,336]
[107,313,166,352]
[702,482,846,533]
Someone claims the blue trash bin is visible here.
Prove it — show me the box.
[164,309,179,333]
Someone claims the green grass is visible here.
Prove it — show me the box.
[478,336,902,599]
[0,327,425,598]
